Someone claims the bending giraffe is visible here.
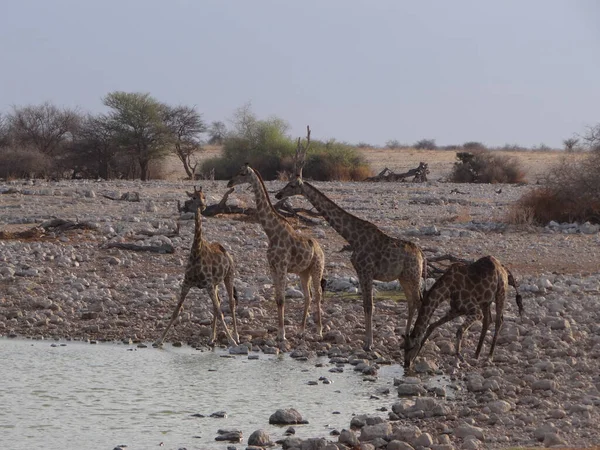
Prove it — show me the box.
[155,186,239,347]
[275,126,426,351]
[227,164,325,342]
[403,255,524,369]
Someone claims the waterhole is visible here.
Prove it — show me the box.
[0,338,449,450]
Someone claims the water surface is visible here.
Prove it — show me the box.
[1,338,405,450]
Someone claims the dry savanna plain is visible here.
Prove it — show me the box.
[1,147,599,450]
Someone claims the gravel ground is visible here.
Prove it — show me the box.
[1,178,599,450]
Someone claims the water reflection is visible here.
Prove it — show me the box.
[1,338,404,450]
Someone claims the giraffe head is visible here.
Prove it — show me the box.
[227,163,253,188]
[275,175,303,200]
[185,186,207,212]
[403,332,423,369]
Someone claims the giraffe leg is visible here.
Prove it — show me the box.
[474,304,492,359]
[456,310,482,360]
[208,286,238,347]
[310,269,323,338]
[412,309,462,362]
[299,271,312,335]
[399,277,422,336]
[155,284,191,347]
[272,267,287,342]
[488,297,506,360]
[224,269,240,343]
[360,276,374,351]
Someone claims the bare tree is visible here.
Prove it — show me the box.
[71,114,119,179]
[0,113,10,148]
[163,105,207,179]
[563,137,579,153]
[208,120,227,145]
[8,102,81,155]
[582,124,600,151]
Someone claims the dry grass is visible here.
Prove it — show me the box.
[158,145,579,183]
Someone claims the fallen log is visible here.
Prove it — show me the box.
[364,162,429,182]
[40,218,97,233]
[104,242,175,254]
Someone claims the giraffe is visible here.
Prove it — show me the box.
[155,186,239,347]
[227,164,325,342]
[403,255,523,369]
[178,185,204,214]
[275,127,426,351]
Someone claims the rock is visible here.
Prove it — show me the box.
[454,424,484,440]
[414,433,434,447]
[534,423,558,441]
[543,432,568,447]
[338,429,359,447]
[215,429,242,442]
[387,441,415,450]
[248,429,272,447]
[532,379,557,391]
[229,344,249,355]
[269,408,308,425]
[488,400,511,414]
[358,422,392,441]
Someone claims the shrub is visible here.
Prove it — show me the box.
[414,139,436,150]
[463,141,487,152]
[303,140,372,181]
[0,147,53,179]
[510,150,600,225]
[449,150,526,184]
[385,139,403,149]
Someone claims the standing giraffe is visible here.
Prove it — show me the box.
[155,186,239,347]
[403,255,523,369]
[275,126,425,351]
[227,164,325,342]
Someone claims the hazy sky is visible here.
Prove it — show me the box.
[1,1,599,147]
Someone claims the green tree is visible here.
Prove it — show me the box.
[163,105,207,179]
[103,91,170,181]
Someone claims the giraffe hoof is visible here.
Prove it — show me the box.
[152,341,163,348]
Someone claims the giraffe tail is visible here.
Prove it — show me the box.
[233,286,239,309]
[506,268,524,316]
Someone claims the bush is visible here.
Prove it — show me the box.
[200,105,372,181]
[0,147,53,179]
[449,150,526,184]
[303,140,372,181]
[385,139,404,149]
[510,150,600,225]
[414,139,436,150]
[463,141,487,152]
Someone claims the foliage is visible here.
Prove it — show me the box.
[414,138,436,150]
[103,91,171,181]
[303,140,372,181]
[510,150,600,224]
[449,150,526,184]
[201,104,296,179]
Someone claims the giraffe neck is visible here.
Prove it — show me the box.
[411,288,446,339]
[301,181,379,247]
[249,169,292,240]
[190,208,204,257]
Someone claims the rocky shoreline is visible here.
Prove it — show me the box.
[1,179,600,449]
